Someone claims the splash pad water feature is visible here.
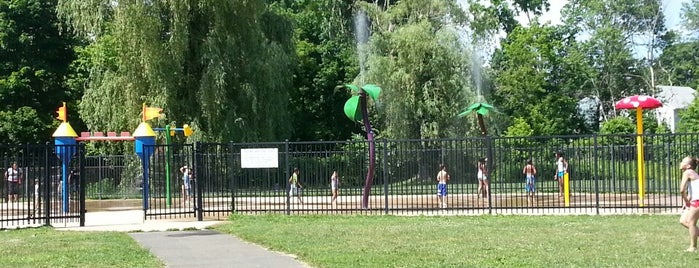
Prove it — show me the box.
[52,103,191,212]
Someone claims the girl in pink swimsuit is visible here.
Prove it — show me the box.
[679,156,699,252]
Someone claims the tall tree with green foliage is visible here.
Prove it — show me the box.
[665,1,699,133]
[282,0,361,141]
[561,0,665,125]
[657,41,699,89]
[490,23,584,135]
[682,0,699,34]
[677,100,699,133]
[0,0,80,144]
[58,0,295,143]
[466,0,550,39]
[362,0,473,140]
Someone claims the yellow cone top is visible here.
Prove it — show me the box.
[52,122,78,138]
[133,122,156,137]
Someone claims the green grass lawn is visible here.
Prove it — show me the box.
[0,227,162,268]
[216,214,699,268]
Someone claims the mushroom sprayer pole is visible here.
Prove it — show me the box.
[636,107,645,207]
[615,95,662,208]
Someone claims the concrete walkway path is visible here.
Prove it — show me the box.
[130,230,309,268]
[56,210,309,268]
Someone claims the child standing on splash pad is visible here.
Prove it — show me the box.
[330,171,339,206]
[523,160,537,206]
[288,168,304,205]
[436,164,450,208]
[180,164,192,203]
[477,158,489,200]
[554,152,568,197]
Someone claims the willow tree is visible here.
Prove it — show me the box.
[58,0,295,143]
[359,0,474,181]
[362,0,473,140]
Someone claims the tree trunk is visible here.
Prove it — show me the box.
[477,114,487,136]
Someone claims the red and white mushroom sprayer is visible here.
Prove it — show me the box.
[614,95,663,207]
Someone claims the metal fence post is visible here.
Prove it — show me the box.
[285,139,290,215]
[594,134,600,215]
[486,136,493,214]
[44,142,51,226]
[383,139,388,215]
[79,144,86,227]
[195,142,204,221]
[666,140,672,197]
[23,143,28,201]
[229,142,236,213]
[98,155,102,200]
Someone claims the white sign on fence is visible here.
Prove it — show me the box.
[240,148,279,168]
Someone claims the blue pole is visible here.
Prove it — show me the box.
[133,122,155,210]
[54,137,76,213]
[141,152,151,210]
[135,136,155,210]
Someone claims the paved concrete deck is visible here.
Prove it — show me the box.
[55,210,222,232]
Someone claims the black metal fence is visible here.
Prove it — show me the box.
[83,154,142,200]
[225,133,696,215]
[0,144,85,229]
[144,144,197,219]
[1,132,695,227]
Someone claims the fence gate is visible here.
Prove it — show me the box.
[1,144,85,228]
[195,142,235,220]
[144,143,197,220]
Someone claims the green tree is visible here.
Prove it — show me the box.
[662,1,699,134]
[657,41,699,89]
[58,0,295,143]
[561,0,666,125]
[0,0,80,144]
[676,96,699,133]
[599,116,635,145]
[466,0,550,39]
[363,0,473,139]
[505,117,534,137]
[283,0,361,141]
[490,23,584,136]
[0,107,46,144]
[682,0,699,33]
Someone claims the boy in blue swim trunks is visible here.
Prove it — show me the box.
[436,164,450,208]
[523,160,537,206]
